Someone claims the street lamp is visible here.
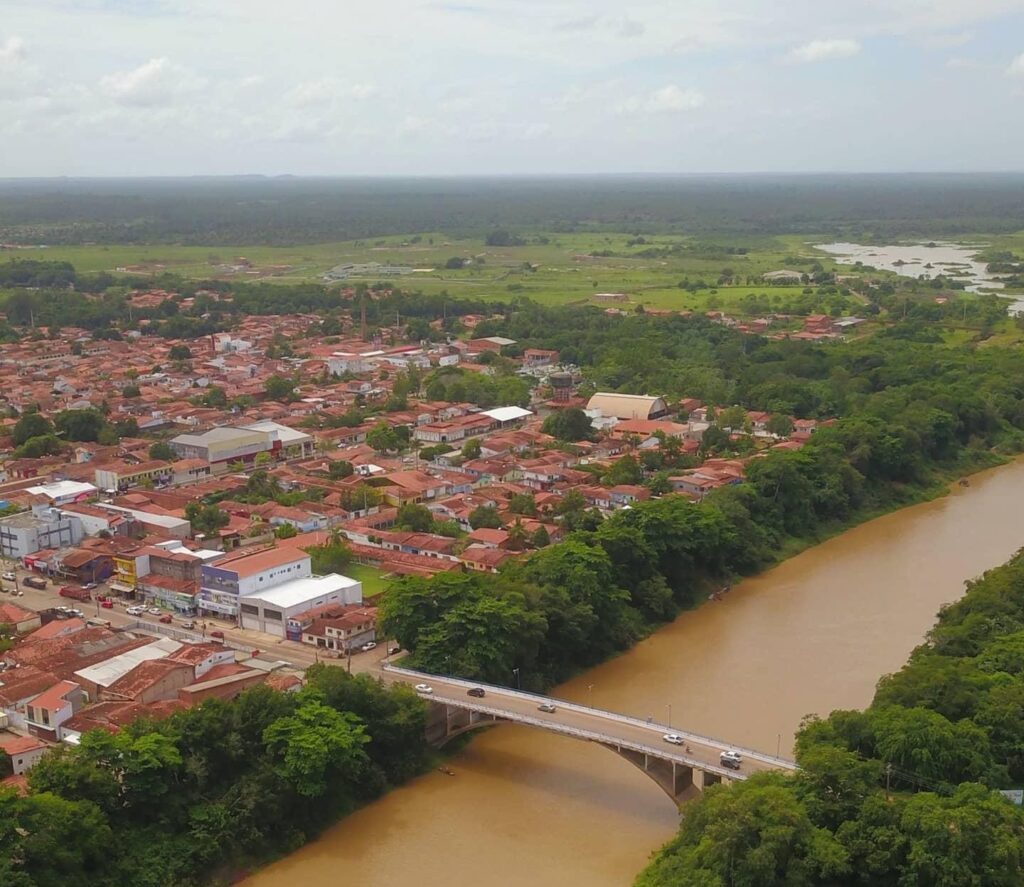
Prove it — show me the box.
[512,667,520,690]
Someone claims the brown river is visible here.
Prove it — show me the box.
[244,459,1024,887]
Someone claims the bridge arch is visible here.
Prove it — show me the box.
[429,703,724,804]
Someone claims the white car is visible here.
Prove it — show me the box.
[126,606,144,616]
[148,607,162,616]
[414,683,434,694]
[663,733,686,745]
[538,702,557,713]
[2,572,15,582]
[720,750,743,769]
[360,641,377,652]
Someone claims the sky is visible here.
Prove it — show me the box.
[3,0,1024,176]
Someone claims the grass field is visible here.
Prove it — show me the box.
[12,229,1022,313]
[345,562,392,599]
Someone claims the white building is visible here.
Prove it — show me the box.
[239,573,363,637]
[24,480,97,506]
[0,506,84,560]
[198,547,311,618]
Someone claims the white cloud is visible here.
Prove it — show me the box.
[1009,52,1024,76]
[787,38,861,63]
[916,31,973,50]
[0,36,27,66]
[287,78,376,106]
[100,57,196,107]
[618,84,706,114]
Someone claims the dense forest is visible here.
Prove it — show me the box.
[0,669,429,887]
[635,550,1024,886]
[2,174,1024,245]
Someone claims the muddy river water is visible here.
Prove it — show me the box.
[244,458,1024,887]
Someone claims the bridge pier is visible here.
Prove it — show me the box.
[425,702,504,746]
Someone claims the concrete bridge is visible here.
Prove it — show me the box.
[382,665,798,804]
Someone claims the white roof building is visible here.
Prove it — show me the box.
[239,574,363,638]
[482,406,533,425]
[74,637,182,688]
[24,480,97,505]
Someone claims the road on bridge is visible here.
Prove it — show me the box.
[382,666,797,781]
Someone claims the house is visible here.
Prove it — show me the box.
[0,733,49,775]
[466,527,510,549]
[169,426,276,466]
[0,602,42,635]
[300,605,378,652]
[522,348,558,368]
[103,659,194,704]
[24,680,84,741]
[460,544,513,573]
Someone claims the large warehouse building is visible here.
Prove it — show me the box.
[586,392,669,421]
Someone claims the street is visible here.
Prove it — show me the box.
[0,559,389,674]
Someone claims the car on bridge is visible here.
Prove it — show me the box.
[537,702,557,713]
[414,683,433,694]
[720,750,743,769]
[663,733,686,745]
[467,687,486,698]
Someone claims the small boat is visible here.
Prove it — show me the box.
[958,478,970,488]
[437,766,455,776]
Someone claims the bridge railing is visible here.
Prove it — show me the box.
[431,696,751,781]
[382,664,797,770]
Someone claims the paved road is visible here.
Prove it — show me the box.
[0,560,387,673]
[383,667,797,780]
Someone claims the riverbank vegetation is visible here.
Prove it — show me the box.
[635,549,1024,887]
[0,668,430,887]
[380,303,1024,688]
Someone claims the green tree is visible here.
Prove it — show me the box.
[264,375,297,403]
[469,505,503,530]
[461,437,482,460]
[168,344,192,360]
[603,455,643,486]
[275,523,298,539]
[767,414,795,437]
[367,422,400,453]
[542,407,594,442]
[262,698,371,797]
[148,441,174,461]
[184,502,230,536]
[11,412,53,446]
[508,493,538,516]
[396,503,434,533]
[202,385,228,408]
[54,409,107,442]
[328,460,354,480]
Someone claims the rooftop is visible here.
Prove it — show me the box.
[240,573,361,610]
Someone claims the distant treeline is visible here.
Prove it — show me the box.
[1,174,1024,244]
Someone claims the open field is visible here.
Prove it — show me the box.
[5,228,1023,314]
[344,562,392,599]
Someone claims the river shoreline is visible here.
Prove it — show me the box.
[240,451,1023,887]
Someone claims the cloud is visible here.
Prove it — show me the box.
[616,18,645,38]
[618,85,705,114]
[0,36,27,66]
[287,79,376,107]
[1009,53,1024,76]
[100,57,196,107]
[916,31,973,50]
[787,38,861,63]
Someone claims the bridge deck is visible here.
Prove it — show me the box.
[383,665,797,781]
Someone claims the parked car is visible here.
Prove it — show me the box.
[663,733,686,746]
[95,594,108,603]
[414,683,434,694]
[100,600,114,609]
[2,571,15,582]
[126,606,145,616]
[147,607,162,616]
[68,608,84,618]
[360,641,377,652]
[719,750,743,769]
[389,646,402,656]
[467,687,486,698]
[209,630,225,639]
[22,576,47,589]
[537,702,557,713]
[159,614,173,624]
